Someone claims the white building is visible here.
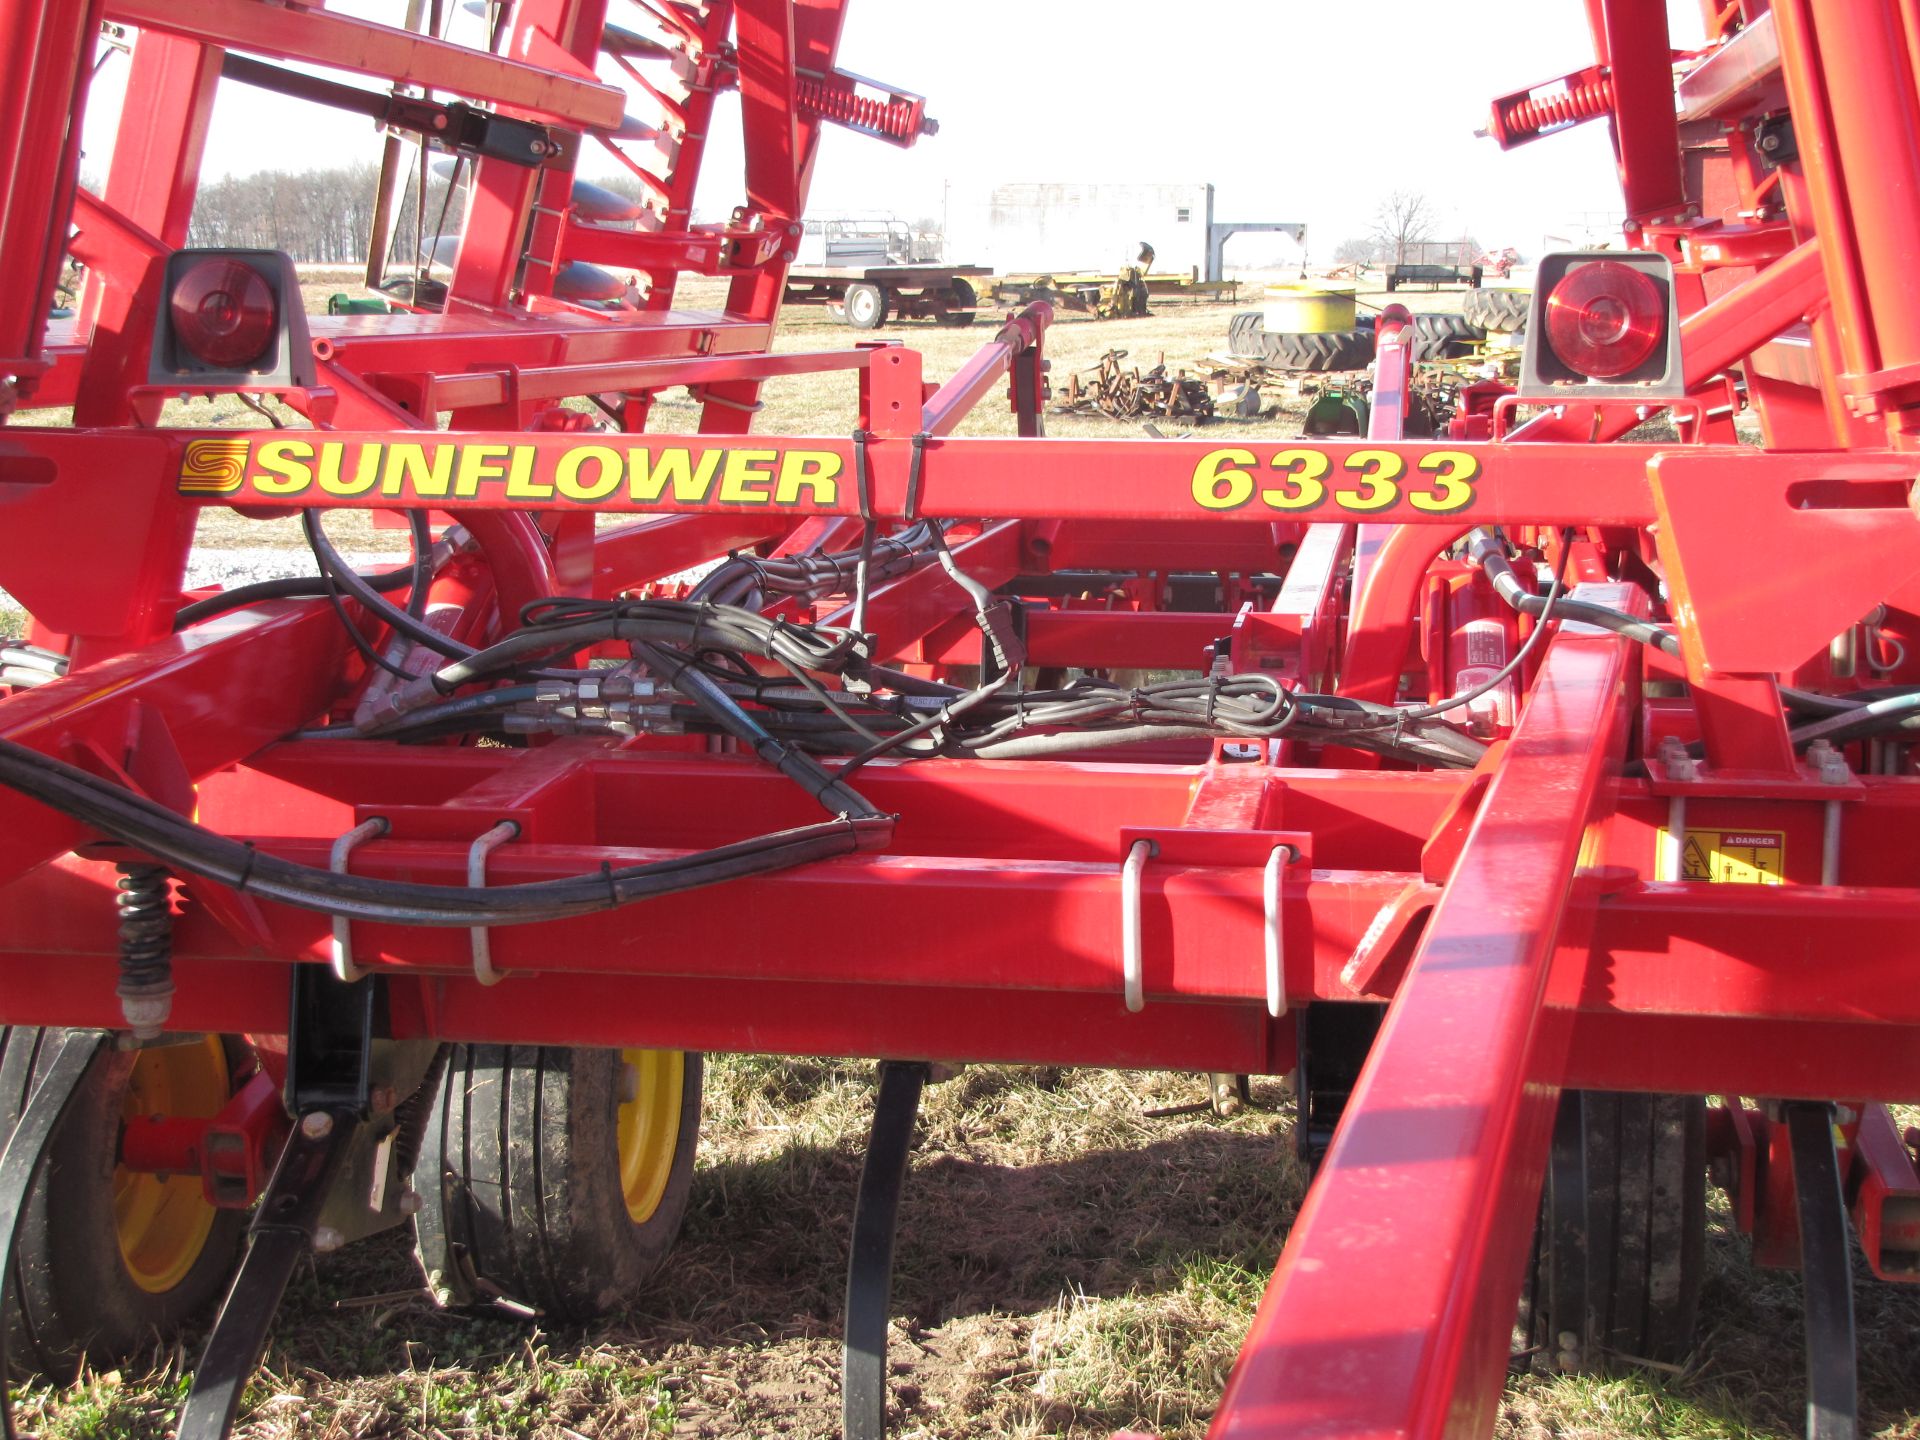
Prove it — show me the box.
[945,181,1215,276]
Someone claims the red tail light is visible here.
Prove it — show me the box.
[169,258,278,368]
[1543,259,1662,378]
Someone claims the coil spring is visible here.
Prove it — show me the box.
[793,75,918,141]
[1497,73,1615,139]
[115,861,175,1038]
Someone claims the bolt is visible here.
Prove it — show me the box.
[300,1110,334,1140]
[370,1085,397,1114]
[1759,131,1780,153]
[313,1226,346,1254]
[398,1189,424,1216]
[1805,738,1851,784]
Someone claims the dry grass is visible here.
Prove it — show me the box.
[13,1059,1920,1439]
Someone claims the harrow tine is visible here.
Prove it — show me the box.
[842,1060,929,1440]
[174,1105,362,1440]
[0,1030,108,1440]
[1787,1102,1858,1440]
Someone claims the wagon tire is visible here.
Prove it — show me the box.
[936,277,979,326]
[411,1046,701,1322]
[843,283,890,330]
[2,1028,247,1381]
[1465,288,1532,333]
[1521,1090,1706,1372]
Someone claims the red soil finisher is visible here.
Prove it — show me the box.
[1,2,1917,1437]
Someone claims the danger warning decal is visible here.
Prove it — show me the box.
[178,437,843,508]
[1659,828,1787,885]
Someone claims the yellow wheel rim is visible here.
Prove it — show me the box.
[113,1038,229,1295]
[616,1050,684,1224]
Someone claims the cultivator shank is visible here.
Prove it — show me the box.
[2,0,1920,1437]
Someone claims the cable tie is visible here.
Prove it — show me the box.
[236,841,259,892]
[903,431,929,522]
[600,860,618,908]
[851,428,874,521]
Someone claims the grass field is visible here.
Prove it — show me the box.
[10,274,1920,1438]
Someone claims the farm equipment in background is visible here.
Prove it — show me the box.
[1054,348,1215,423]
[1,6,1920,1440]
[977,245,1240,318]
[780,215,991,328]
[1383,239,1486,291]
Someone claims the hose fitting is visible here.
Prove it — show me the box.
[115,862,175,1041]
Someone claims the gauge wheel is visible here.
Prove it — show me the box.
[2,1029,247,1381]
[843,283,890,330]
[411,1046,701,1321]
[1521,1090,1707,1372]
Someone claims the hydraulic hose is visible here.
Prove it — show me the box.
[173,565,415,630]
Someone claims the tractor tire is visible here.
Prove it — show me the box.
[1465,288,1531,333]
[1,1029,246,1381]
[1407,312,1484,363]
[1230,325,1376,373]
[411,1045,701,1321]
[1227,310,1267,350]
[936,277,979,327]
[1521,1090,1707,1372]
[843,282,890,330]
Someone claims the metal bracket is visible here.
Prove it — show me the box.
[0,1030,109,1440]
[329,816,388,983]
[842,1060,928,1440]
[467,821,519,986]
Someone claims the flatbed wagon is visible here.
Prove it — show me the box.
[782,263,991,328]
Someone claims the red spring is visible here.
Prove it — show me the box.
[1497,73,1615,139]
[793,75,916,141]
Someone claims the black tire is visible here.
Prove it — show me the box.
[1522,1090,1707,1372]
[1226,310,1266,350]
[1406,312,1483,363]
[843,283,889,330]
[936,277,978,327]
[1411,312,1485,344]
[412,1046,701,1321]
[1,1029,246,1381]
[1465,288,1531,333]
[1248,328,1375,372]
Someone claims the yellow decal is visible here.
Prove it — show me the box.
[1659,827,1786,885]
[177,440,844,509]
[1189,447,1479,515]
[178,438,250,494]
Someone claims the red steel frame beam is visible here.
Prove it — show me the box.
[1213,588,1641,1440]
[101,0,626,129]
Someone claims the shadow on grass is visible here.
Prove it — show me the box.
[17,1074,1920,1439]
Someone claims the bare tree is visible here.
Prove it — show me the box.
[1370,191,1436,267]
[1332,235,1378,265]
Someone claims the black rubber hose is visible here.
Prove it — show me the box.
[173,565,415,630]
[1466,529,1678,653]
[0,735,891,926]
[303,511,478,660]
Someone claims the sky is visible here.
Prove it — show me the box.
[82,0,1711,264]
